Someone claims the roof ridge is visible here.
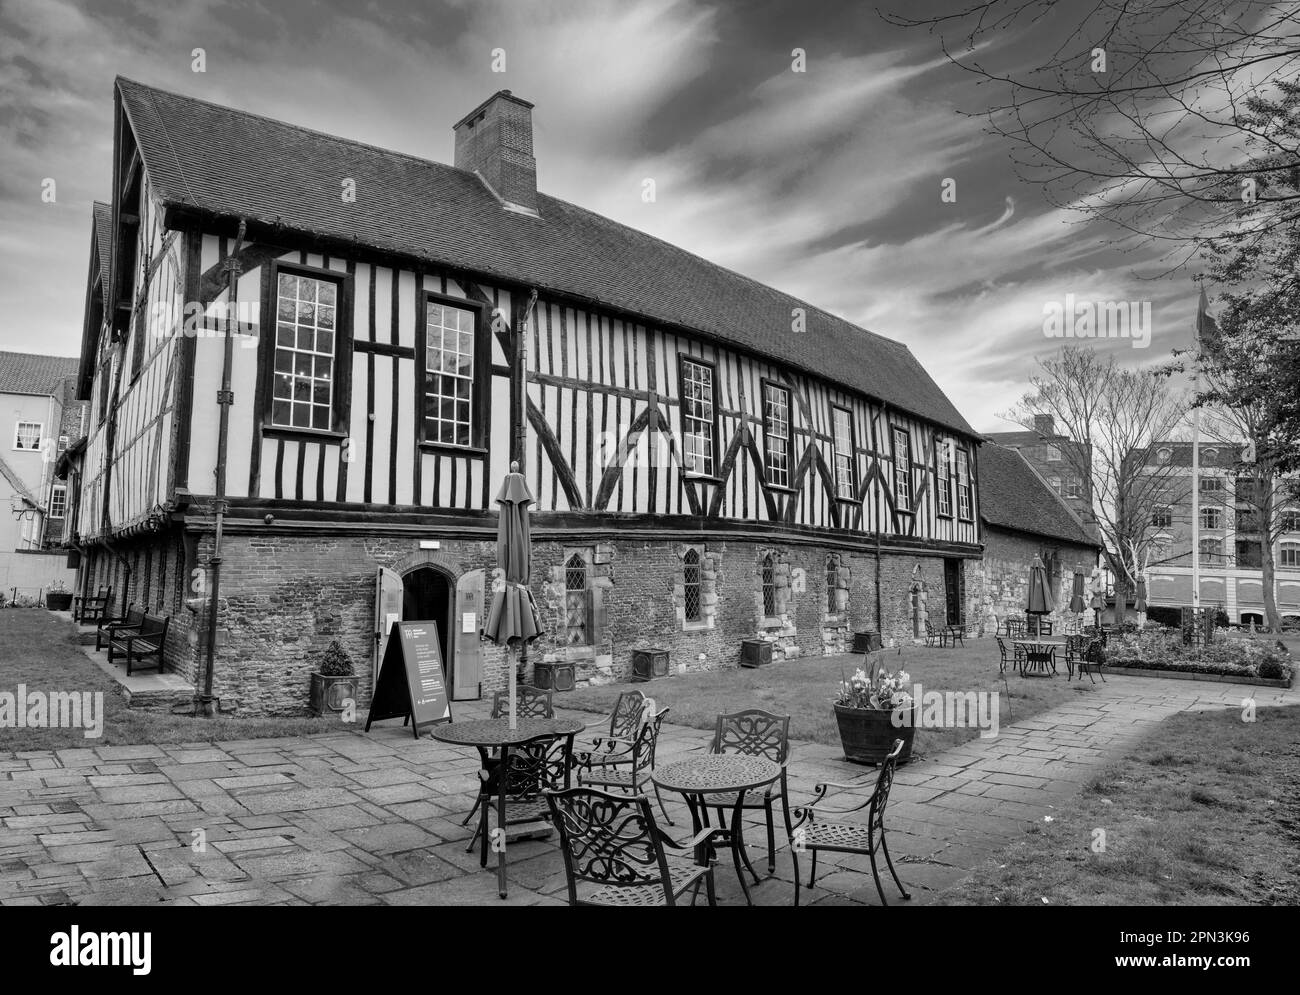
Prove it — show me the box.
[116,76,470,174]
[540,195,908,351]
[115,78,908,354]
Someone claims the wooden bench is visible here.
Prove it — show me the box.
[110,613,170,675]
[74,586,113,624]
[97,604,143,652]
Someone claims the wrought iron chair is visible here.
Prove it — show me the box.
[491,684,554,720]
[944,621,965,647]
[706,709,792,876]
[1004,616,1027,639]
[457,685,558,828]
[994,635,1025,675]
[545,787,725,906]
[576,705,674,825]
[923,618,948,647]
[1036,618,1054,637]
[1075,637,1107,684]
[465,731,573,860]
[790,739,911,907]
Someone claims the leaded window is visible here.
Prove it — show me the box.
[272,272,337,431]
[826,554,839,613]
[564,553,589,646]
[683,548,702,622]
[761,553,776,618]
[763,383,790,487]
[424,301,477,447]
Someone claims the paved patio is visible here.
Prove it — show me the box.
[1,674,1295,905]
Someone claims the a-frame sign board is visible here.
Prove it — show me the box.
[365,621,451,739]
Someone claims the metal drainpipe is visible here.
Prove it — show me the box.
[197,218,245,717]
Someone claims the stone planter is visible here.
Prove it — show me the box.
[309,673,359,716]
[740,639,772,668]
[833,704,915,765]
[45,592,73,611]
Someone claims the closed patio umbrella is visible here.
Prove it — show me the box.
[482,461,544,729]
[1135,577,1148,620]
[1025,555,1054,638]
[1069,571,1086,614]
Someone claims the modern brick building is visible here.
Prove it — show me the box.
[69,78,987,714]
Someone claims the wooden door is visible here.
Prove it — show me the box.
[374,566,403,683]
[944,559,964,626]
[453,569,484,700]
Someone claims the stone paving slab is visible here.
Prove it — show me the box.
[0,672,1294,906]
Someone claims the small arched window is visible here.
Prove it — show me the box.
[826,554,839,613]
[1156,448,1171,464]
[1202,447,1217,462]
[761,553,776,618]
[564,553,589,645]
[683,549,702,622]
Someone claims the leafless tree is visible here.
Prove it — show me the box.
[887,1,1300,257]
[1002,346,1187,619]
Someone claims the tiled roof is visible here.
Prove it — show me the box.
[114,77,976,437]
[978,443,1099,548]
[0,351,81,398]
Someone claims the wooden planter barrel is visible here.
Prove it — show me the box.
[45,592,74,611]
[834,704,915,765]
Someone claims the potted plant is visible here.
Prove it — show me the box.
[45,580,73,612]
[833,651,916,765]
[310,640,360,716]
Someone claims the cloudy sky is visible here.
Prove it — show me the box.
[0,0,1205,432]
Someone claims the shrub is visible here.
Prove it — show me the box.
[1258,659,1286,680]
[319,640,355,676]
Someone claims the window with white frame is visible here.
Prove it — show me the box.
[1200,506,1221,530]
[1048,474,1061,494]
[272,271,337,431]
[1199,537,1223,563]
[1281,509,1300,533]
[955,447,973,520]
[891,427,911,511]
[1152,505,1172,528]
[832,405,855,499]
[762,382,790,488]
[935,439,952,517]
[1065,476,1082,499]
[1045,444,1062,462]
[680,358,716,476]
[13,422,41,451]
[424,300,478,447]
[1281,542,1300,569]
[1155,447,1171,464]
[48,484,67,520]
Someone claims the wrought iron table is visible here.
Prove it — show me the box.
[652,754,780,906]
[1013,640,1065,677]
[431,717,585,898]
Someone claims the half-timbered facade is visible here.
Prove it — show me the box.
[71,78,984,713]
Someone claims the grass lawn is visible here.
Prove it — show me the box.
[0,608,343,751]
[557,638,1087,757]
[943,704,1300,905]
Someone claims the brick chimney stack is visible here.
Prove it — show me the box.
[1033,413,1055,437]
[453,90,538,216]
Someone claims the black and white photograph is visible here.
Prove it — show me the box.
[0,0,1296,965]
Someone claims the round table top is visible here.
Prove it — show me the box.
[653,754,780,794]
[1013,639,1065,647]
[429,716,585,747]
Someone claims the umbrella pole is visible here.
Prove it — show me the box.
[508,641,517,731]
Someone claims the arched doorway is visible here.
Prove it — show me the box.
[403,566,453,685]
